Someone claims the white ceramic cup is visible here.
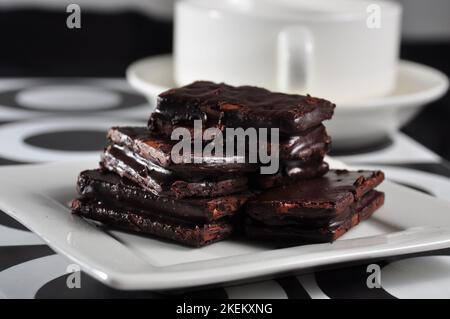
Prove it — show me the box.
[174,0,402,102]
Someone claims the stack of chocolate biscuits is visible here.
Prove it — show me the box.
[70,126,252,247]
[245,170,385,243]
[148,81,334,189]
[71,81,385,247]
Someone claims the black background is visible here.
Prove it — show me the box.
[0,8,449,159]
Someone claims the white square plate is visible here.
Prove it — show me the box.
[1,158,450,290]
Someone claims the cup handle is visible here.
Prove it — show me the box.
[277,26,314,93]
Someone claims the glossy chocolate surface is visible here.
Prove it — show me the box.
[152,81,335,134]
[245,190,385,243]
[77,169,250,223]
[246,169,385,218]
[100,145,248,198]
[274,125,331,161]
[107,126,257,173]
[247,189,381,228]
[251,159,329,189]
[71,197,233,247]
[145,120,331,162]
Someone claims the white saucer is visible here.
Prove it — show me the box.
[127,55,448,148]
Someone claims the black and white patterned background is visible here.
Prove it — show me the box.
[1,78,450,299]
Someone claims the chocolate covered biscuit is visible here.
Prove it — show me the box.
[151,81,335,135]
[71,197,233,247]
[77,169,250,223]
[143,121,331,162]
[245,190,385,243]
[246,169,385,219]
[100,145,248,198]
[251,159,329,189]
[68,80,389,248]
[107,126,257,173]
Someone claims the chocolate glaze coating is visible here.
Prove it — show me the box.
[273,125,331,161]
[107,126,257,173]
[77,169,250,223]
[251,159,329,189]
[247,189,380,228]
[71,197,233,247]
[144,120,331,162]
[152,81,335,134]
[107,126,173,167]
[100,144,248,198]
[245,169,385,219]
[245,190,385,244]
[149,112,217,141]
